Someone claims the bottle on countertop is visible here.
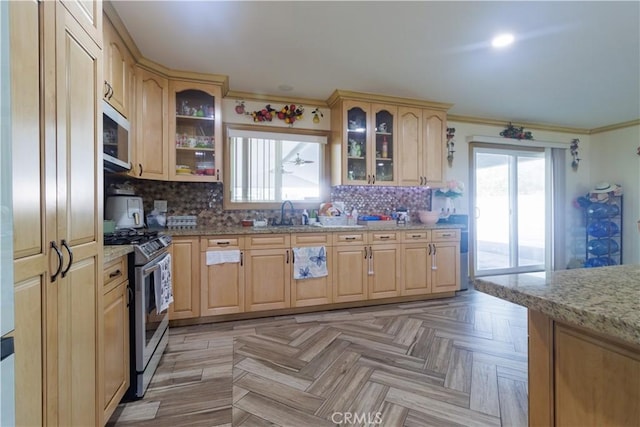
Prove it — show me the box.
[302,209,309,225]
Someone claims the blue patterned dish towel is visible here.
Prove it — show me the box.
[293,246,328,279]
[154,253,173,314]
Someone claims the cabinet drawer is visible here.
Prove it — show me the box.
[333,232,367,245]
[103,256,127,289]
[431,229,460,242]
[291,233,331,246]
[402,230,431,242]
[245,234,290,249]
[369,231,399,244]
[201,236,243,251]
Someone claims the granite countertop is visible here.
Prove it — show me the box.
[474,265,640,346]
[104,245,133,264]
[164,222,464,236]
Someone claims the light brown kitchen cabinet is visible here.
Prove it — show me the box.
[367,231,401,299]
[430,229,460,292]
[103,13,133,118]
[10,1,45,424]
[398,107,447,186]
[102,257,129,424]
[332,231,368,303]
[200,236,245,316]
[291,233,332,307]
[169,237,200,320]
[401,231,432,295]
[133,66,169,179]
[168,80,223,181]
[401,229,460,295]
[330,99,397,185]
[60,0,102,46]
[244,234,291,311]
[12,1,104,425]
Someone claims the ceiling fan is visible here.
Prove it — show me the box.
[287,153,314,166]
[270,165,293,174]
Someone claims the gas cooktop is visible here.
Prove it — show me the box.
[104,229,159,245]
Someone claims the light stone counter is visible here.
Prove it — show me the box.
[474,264,640,345]
[103,245,133,264]
[165,222,463,237]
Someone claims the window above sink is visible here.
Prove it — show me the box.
[224,125,330,210]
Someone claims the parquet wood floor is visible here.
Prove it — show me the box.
[108,290,528,426]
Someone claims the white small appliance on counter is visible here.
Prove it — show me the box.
[105,195,144,229]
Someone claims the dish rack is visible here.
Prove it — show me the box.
[167,215,198,229]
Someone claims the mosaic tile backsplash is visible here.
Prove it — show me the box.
[105,175,432,227]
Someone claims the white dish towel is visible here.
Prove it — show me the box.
[206,249,241,265]
[154,253,173,314]
[293,246,328,279]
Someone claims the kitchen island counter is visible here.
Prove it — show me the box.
[474,264,640,345]
[474,265,639,426]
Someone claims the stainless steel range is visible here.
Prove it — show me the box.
[105,229,172,399]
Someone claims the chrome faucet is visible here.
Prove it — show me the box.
[279,200,295,226]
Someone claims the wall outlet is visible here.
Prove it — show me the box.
[154,200,168,212]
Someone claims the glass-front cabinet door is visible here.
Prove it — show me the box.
[345,101,370,184]
[373,104,396,184]
[169,81,222,181]
[343,101,397,185]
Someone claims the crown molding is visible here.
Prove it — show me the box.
[136,58,229,93]
[589,119,640,134]
[326,89,453,111]
[447,114,589,135]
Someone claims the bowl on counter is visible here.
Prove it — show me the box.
[418,210,440,225]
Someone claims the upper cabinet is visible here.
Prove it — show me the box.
[332,99,397,185]
[133,66,169,180]
[398,107,446,187]
[329,91,450,188]
[168,80,223,181]
[103,13,133,119]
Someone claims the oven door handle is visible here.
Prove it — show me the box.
[142,264,160,276]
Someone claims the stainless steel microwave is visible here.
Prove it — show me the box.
[103,100,131,172]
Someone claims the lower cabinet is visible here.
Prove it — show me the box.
[401,229,460,295]
[169,237,200,320]
[200,236,245,316]
[430,229,460,293]
[102,256,130,424]
[333,232,368,303]
[245,247,291,312]
[291,233,332,307]
[368,231,401,299]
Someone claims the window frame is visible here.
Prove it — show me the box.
[223,124,331,210]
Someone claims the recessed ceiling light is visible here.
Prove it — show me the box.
[492,33,514,48]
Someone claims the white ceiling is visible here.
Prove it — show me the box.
[112,1,640,130]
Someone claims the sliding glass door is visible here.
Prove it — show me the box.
[472,147,547,276]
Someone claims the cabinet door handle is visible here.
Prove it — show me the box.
[372,174,376,184]
[286,250,289,264]
[104,81,110,98]
[61,239,73,278]
[369,245,373,259]
[432,244,438,270]
[379,235,390,240]
[127,286,133,307]
[428,243,432,255]
[364,246,368,259]
[411,234,422,238]
[50,241,63,282]
[216,169,220,181]
[441,233,452,237]
[216,241,230,246]
[291,250,295,264]
[109,269,121,278]
[366,174,370,184]
[138,163,143,177]
[345,236,356,241]
[240,251,243,267]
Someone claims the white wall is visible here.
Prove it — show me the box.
[222,98,330,131]
[589,125,640,264]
